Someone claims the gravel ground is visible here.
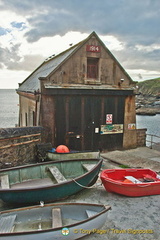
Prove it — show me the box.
[0,177,159,240]
[66,181,160,240]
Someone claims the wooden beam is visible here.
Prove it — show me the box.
[0,175,10,189]
[0,214,17,233]
[0,139,40,150]
[82,164,96,171]
[52,208,62,228]
[0,133,41,142]
[48,166,66,183]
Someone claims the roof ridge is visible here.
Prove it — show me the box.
[44,40,83,64]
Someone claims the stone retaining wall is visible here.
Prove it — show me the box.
[0,126,44,168]
[0,126,147,169]
[137,128,147,147]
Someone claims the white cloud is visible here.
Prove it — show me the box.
[135,43,160,52]
[0,69,30,89]
[20,31,88,58]
[101,35,125,51]
[0,0,159,88]
[0,9,26,29]
[128,69,160,82]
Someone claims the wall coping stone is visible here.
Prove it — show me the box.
[0,126,44,140]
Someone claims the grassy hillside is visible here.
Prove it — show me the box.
[137,77,160,96]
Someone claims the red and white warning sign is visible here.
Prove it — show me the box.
[106,114,113,124]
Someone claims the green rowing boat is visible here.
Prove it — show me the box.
[0,158,102,204]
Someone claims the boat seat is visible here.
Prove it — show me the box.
[0,174,10,189]
[86,210,97,218]
[125,176,142,184]
[0,214,17,233]
[82,164,96,172]
[48,166,66,183]
[52,208,62,228]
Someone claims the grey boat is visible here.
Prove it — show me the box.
[47,151,100,161]
[0,202,111,240]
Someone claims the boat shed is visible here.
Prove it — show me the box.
[17,31,137,151]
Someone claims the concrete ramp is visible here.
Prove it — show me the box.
[101,147,160,172]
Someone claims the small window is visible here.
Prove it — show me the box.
[87,58,99,79]
[25,113,28,126]
[33,111,35,126]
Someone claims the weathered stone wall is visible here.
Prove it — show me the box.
[0,126,44,168]
[123,95,137,149]
[137,128,147,147]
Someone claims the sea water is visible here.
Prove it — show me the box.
[136,114,160,136]
[0,89,19,128]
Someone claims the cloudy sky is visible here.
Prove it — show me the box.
[0,0,160,89]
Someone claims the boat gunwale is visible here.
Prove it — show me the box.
[0,202,111,236]
[0,158,101,172]
[47,150,100,155]
[0,158,103,192]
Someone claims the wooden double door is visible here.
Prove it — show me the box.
[55,95,125,151]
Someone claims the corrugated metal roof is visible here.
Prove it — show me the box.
[17,44,80,93]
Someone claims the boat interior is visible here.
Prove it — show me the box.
[0,160,98,190]
[0,204,103,233]
[102,169,160,183]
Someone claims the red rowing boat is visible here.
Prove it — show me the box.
[100,168,160,197]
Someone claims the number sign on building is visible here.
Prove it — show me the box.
[86,45,101,52]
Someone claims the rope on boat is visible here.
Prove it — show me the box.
[72,179,102,189]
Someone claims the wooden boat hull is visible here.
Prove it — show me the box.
[0,202,111,240]
[100,168,160,197]
[0,159,102,204]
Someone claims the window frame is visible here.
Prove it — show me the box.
[87,58,99,79]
